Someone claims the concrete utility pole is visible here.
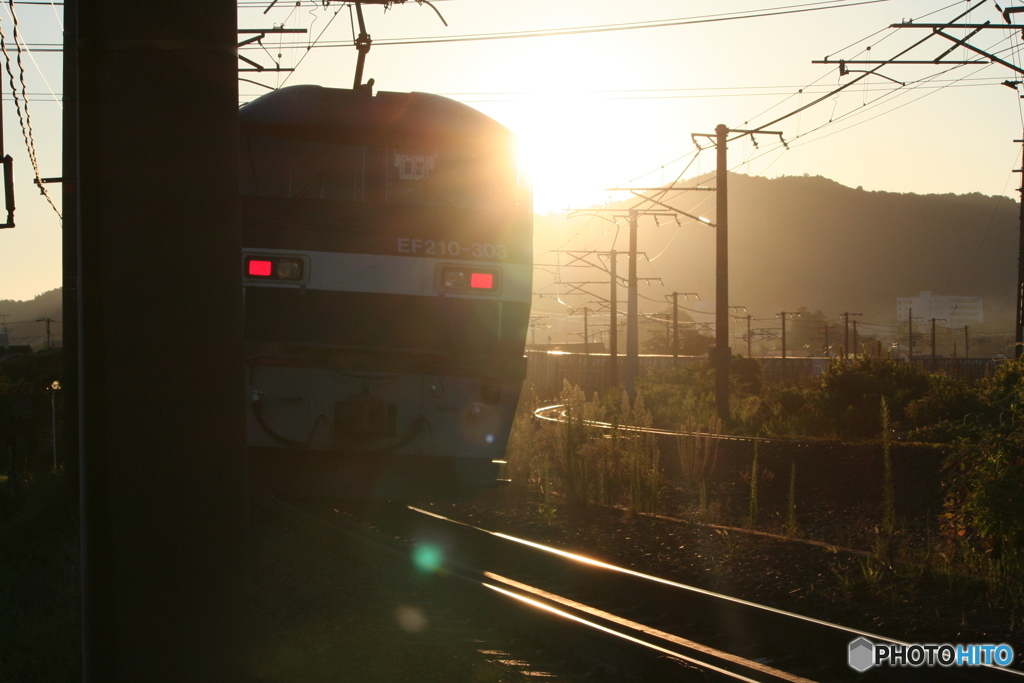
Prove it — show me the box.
[907,307,923,362]
[670,292,699,363]
[714,126,729,419]
[76,2,248,680]
[930,318,946,364]
[908,307,914,361]
[746,314,752,357]
[692,125,783,421]
[1016,136,1024,359]
[842,312,862,359]
[672,292,678,362]
[778,311,800,360]
[63,0,80,502]
[583,307,589,355]
[626,210,639,397]
[965,325,970,359]
[36,317,54,349]
[610,250,618,387]
[852,319,859,359]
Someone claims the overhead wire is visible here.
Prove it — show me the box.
[0,0,60,220]
[276,1,345,88]
[254,0,893,51]
[589,1,1008,327]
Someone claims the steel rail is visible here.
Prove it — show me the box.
[400,505,1024,683]
[533,403,787,443]
[264,495,804,681]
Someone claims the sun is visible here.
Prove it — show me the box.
[462,40,676,214]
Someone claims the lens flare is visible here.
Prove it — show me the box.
[412,543,444,574]
[395,605,428,633]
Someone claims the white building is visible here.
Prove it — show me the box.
[896,291,983,328]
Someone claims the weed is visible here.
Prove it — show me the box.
[784,461,800,537]
[747,442,759,528]
[678,417,720,519]
[880,397,896,538]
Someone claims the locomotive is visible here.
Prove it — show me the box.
[240,84,532,500]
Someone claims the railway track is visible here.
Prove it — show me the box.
[269,497,1023,682]
[533,403,786,443]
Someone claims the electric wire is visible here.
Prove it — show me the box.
[277,1,345,88]
[0,1,60,220]
[2,1,60,108]
[254,0,893,51]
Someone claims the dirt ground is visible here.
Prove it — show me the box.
[424,475,1022,658]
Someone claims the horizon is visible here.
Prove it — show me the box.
[2,171,1020,304]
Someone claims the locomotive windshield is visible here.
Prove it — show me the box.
[242,134,518,209]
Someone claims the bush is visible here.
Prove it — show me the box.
[904,374,984,442]
[813,355,930,438]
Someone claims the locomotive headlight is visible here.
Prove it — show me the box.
[442,267,468,289]
[276,258,303,280]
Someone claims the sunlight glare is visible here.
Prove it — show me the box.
[466,38,676,214]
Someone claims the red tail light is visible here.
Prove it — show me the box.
[470,272,494,289]
[248,259,273,277]
[437,265,501,294]
[245,256,305,281]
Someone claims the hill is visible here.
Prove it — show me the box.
[0,288,62,349]
[533,173,1019,347]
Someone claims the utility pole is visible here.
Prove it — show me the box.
[823,324,830,357]
[63,0,80,505]
[625,210,639,397]
[909,309,925,362]
[908,307,914,361]
[693,125,783,421]
[1016,136,1024,359]
[930,317,946,365]
[36,317,53,349]
[669,292,699,363]
[780,312,788,360]
[672,292,678,363]
[714,125,728,419]
[965,325,970,359]
[76,2,248,679]
[610,211,668,397]
[610,250,618,387]
[778,311,800,360]
[583,307,589,356]
[746,314,752,357]
[841,312,862,359]
[852,319,859,359]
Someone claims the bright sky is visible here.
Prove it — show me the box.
[2,0,1023,302]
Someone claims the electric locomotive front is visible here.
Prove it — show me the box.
[240,85,532,500]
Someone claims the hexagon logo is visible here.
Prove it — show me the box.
[849,637,875,672]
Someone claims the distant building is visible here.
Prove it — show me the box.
[896,291,982,328]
